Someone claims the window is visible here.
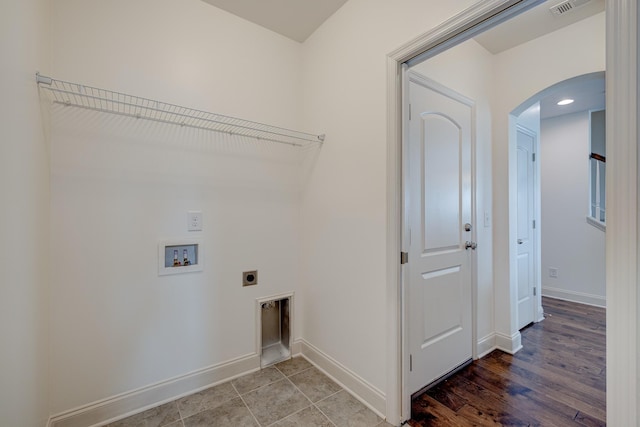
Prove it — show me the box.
[589,109,606,230]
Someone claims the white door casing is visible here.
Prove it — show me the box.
[388,1,636,424]
[516,126,536,329]
[407,71,474,395]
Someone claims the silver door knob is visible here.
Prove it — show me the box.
[465,241,477,250]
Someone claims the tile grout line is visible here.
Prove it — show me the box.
[255,361,327,427]
[176,382,241,424]
[284,375,340,427]
[232,380,264,427]
[263,403,313,427]
[268,360,325,426]
[279,360,362,427]
[278,358,384,426]
[273,363,314,379]
[268,376,342,427]
[313,389,344,427]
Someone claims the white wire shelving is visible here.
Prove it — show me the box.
[36,73,325,148]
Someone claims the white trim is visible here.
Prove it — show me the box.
[541,289,606,308]
[48,353,260,427]
[606,1,638,424]
[476,333,497,359]
[297,339,386,418]
[291,338,302,356]
[494,331,523,354]
[408,71,475,106]
[386,51,404,427]
[586,215,606,232]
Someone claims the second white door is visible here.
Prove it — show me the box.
[516,126,536,329]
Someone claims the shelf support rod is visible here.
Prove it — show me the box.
[35,72,52,85]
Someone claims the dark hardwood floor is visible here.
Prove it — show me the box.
[409,297,606,426]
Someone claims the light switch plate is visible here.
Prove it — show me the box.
[188,211,203,231]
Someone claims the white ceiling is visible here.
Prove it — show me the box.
[474,0,605,54]
[200,0,605,117]
[539,76,605,119]
[200,0,604,49]
[200,0,348,43]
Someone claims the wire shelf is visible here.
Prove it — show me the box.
[36,73,325,147]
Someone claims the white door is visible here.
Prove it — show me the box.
[407,72,473,395]
[516,126,536,329]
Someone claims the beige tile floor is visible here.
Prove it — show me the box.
[106,357,393,427]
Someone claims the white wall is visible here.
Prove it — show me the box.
[540,111,606,305]
[411,38,495,352]
[0,0,51,425]
[49,0,308,415]
[299,0,477,405]
[491,12,605,346]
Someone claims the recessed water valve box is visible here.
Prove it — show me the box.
[243,270,258,286]
[158,239,202,275]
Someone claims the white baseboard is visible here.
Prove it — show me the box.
[47,339,386,427]
[291,338,303,356]
[48,353,260,427]
[541,286,606,308]
[494,331,522,354]
[476,333,497,358]
[297,339,386,418]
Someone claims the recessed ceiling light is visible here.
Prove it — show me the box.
[557,99,575,106]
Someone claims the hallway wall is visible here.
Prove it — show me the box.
[540,111,606,306]
[491,11,605,342]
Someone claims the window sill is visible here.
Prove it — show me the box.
[586,216,606,232]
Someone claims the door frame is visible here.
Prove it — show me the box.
[385,0,638,425]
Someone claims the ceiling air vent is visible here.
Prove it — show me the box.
[550,0,592,15]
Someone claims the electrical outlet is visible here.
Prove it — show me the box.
[188,211,202,231]
[243,270,258,287]
[549,267,559,278]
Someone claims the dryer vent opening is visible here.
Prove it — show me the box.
[260,296,291,367]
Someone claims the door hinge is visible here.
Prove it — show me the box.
[401,251,409,265]
[533,287,537,296]
[532,153,536,162]
[409,104,412,121]
[533,220,536,229]
[410,354,413,372]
